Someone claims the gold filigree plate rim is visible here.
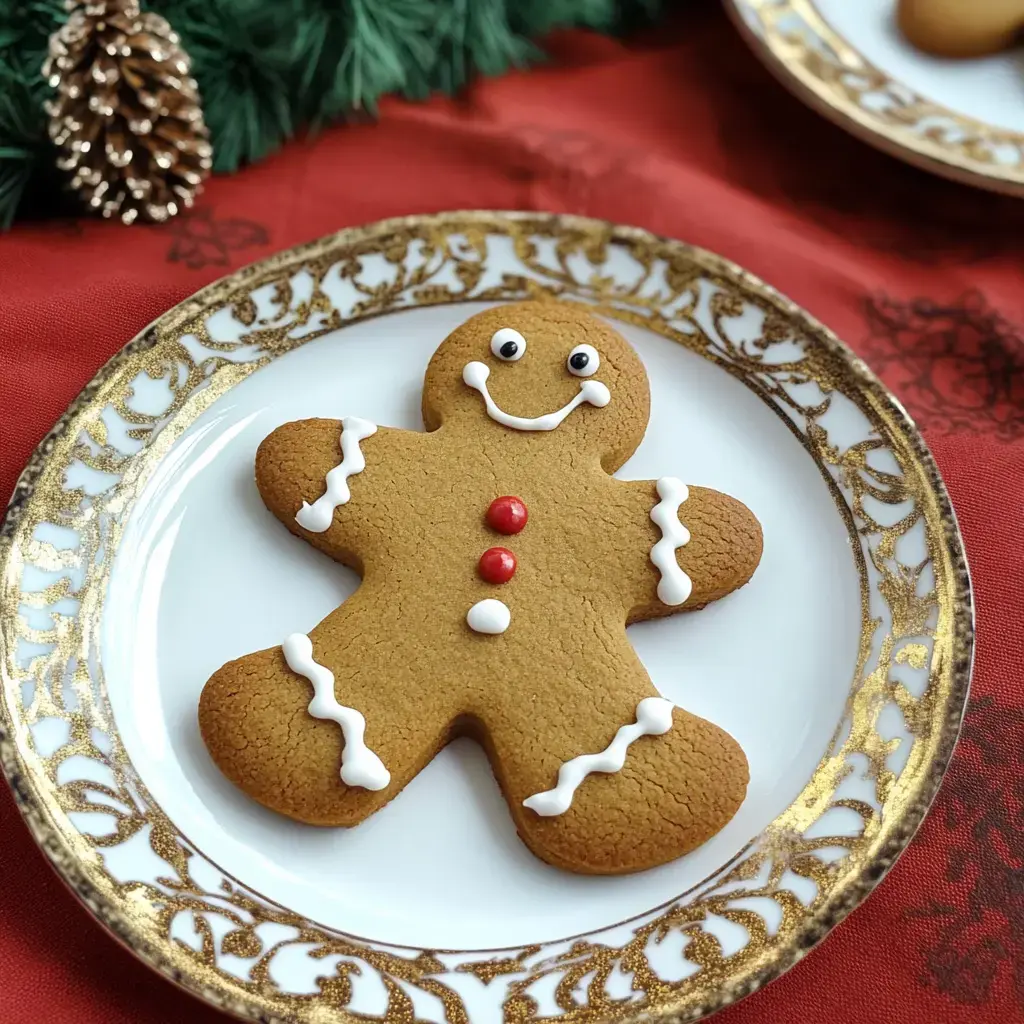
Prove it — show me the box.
[724,0,1024,195]
[0,211,974,1023]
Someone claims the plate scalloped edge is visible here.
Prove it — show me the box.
[726,0,1024,195]
[0,210,973,1023]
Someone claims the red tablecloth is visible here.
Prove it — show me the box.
[2,4,1022,1022]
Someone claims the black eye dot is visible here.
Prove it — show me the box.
[500,340,519,359]
[569,351,589,371]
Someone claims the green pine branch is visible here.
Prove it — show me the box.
[0,0,662,227]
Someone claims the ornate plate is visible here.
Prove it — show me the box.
[726,0,1024,195]
[0,211,972,1022]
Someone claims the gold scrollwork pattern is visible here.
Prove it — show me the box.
[0,212,972,1023]
[729,0,1024,193]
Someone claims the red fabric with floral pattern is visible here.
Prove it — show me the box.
[1,5,1022,1021]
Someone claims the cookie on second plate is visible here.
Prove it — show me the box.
[899,0,1024,57]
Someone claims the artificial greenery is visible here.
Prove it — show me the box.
[0,0,661,227]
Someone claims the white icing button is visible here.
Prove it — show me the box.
[523,697,675,816]
[467,598,511,634]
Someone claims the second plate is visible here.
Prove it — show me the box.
[727,0,1024,194]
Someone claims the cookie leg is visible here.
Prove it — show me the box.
[479,657,748,875]
[199,595,459,826]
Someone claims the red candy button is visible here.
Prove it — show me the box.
[479,547,517,584]
[487,495,528,535]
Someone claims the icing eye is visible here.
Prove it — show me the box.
[567,344,599,377]
[491,327,526,362]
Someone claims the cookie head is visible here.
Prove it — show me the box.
[422,301,650,471]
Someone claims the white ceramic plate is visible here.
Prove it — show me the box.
[727,0,1024,194]
[0,212,972,1023]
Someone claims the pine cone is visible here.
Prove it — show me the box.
[44,0,212,224]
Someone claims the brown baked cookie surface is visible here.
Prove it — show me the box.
[199,300,763,875]
[898,0,1024,57]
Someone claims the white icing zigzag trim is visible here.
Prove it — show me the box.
[282,633,390,791]
[522,697,675,816]
[462,361,610,431]
[295,416,377,533]
[650,476,693,606]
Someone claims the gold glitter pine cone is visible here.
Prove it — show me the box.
[44,0,212,224]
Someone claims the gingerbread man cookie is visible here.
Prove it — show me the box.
[898,0,1024,57]
[199,301,763,875]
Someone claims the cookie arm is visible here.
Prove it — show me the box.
[608,477,763,624]
[255,418,426,569]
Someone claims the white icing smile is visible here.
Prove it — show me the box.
[462,361,610,432]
